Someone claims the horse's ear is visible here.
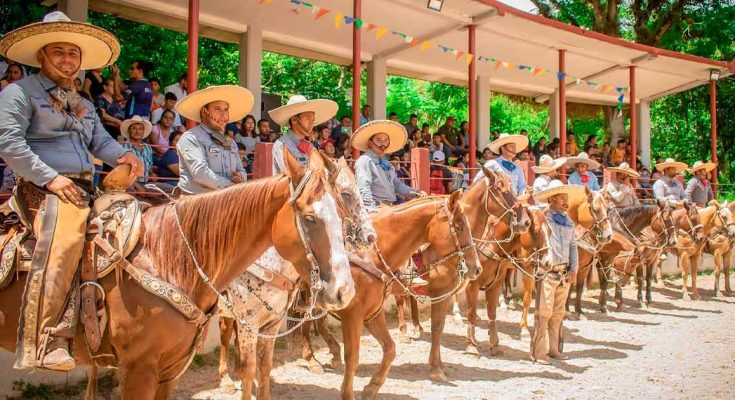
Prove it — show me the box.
[283,150,305,179]
[308,150,326,170]
[585,186,593,202]
[315,151,338,181]
[448,190,462,211]
[337,157,349,169]
[482,166,496,184]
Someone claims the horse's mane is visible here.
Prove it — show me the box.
[142,175,288,297]
[610,205,657,242]
[698,205,717,231]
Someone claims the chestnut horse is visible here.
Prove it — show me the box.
[215,155,376,399]
[0,153,354,399]
[718,201,735,294]
[701,202,735,297]
[671,202,707,300]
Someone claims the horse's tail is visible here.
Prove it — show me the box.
[85,365,98,400]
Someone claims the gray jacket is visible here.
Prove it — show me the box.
[546,210,579,272]
[177,124,246,194]
[272,131,310,175]
[653,177,685,205]
[685,178,714,207]
[0,73,127,186]
[355,150,416,211]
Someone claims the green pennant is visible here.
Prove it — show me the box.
[355,19,363,29]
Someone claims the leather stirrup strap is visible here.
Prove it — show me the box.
[80,241,102,352]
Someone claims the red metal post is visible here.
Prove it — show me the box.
[253,142,274,179]
[629,66,637,171]
[468,24,477,179]
[558,49,567,181]
[411,148,430,193]
[351,0,362,161]
[710,79,718,194]
[185,0,199,129]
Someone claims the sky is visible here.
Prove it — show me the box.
[498,0,538,13]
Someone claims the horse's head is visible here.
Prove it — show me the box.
[274,152,355,311]
[527,207,553,272]
[714,200,735,238]
[320,153,378,249]
[680,201,705,241]
[426,191,482,281]
[481,166,529,233]
[654,198,678,247]
[578,188,613,244]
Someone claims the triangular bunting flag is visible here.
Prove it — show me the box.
[303,2,313,7]
[420,41,432,52]
[404,35,414,44]
[335,13,343,29]
[518,65,527,70]
[439,45,450,53]
[290,0,301,4]
[376,27,389,39]
[367,23,377,31]
[576,79,582,85]
[410,38,420,47]
[557,72,565,80]
[501,61,509,69]
[354,19,363,29]
[533,68,545,76]
[455,51,464,61]
[314,7,329,19]
[507,62,516,69]
[465,54,474,65]
[495,60,503,70]
[344,16,354,25]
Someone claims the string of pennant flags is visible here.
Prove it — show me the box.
[258,0,628,109]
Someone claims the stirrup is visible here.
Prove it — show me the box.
[410,276,429,287]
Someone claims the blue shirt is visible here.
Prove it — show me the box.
[123,79,153,119]
[0,73,128,187]
[473,155,526,196]
[121,142,153,183]
[355,150,416,211]
[568,171,600,192]
[547,210,579,272]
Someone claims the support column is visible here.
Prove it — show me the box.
[351,0,362,160]
[636,101,651,168]
[57,0,88,22]
[185,0,199,129]
[558,50,567,181]
[366,57,387,120]
[468,24,477,179]
[629,66,637,171]
[476,75,491,152]
[710,79,718,194]
[239,25,263,120]
[549,89,560,140]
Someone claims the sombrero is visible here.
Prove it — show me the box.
[534,180,586,205]
[532,155,567,174]
[488,133,529,154]
[565,152,601,170]
[607,162,640,178]
[688,160,716,174]
[175,85,254,123]
[0,11,120,70]
[351,120,408,154]
[655,158,687,173]
[269,95,338,127]
[120,116,152,140]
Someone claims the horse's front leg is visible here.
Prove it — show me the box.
[645,256,654,305]
[597,262,609,313]
[690,252,702,300]
[464,281,480,355]
[234,326,258,400]
[361,310,396,400]
[299,318,324,374]
[118,363,160,400]
[428,296,452,382]
[340,313,363,400]
[485,280,503,355]
[680,252,691,300]
[520,272,534,338]
[724,249,733,294]
[574,264,590,316]
[314,314,342,370]
[714,248,723,297]
[394,294,411,344]
[218,317,236,381]
[636,264,644,306]
[255,334,278,400]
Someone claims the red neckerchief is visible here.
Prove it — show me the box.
[580,174,590,183]
[297,140,313,155]
[699,178,710,186]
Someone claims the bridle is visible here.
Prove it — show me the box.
[473,176,520,259]
[676,205,703,241]
[577,198,611,248]
[713,204,735,238]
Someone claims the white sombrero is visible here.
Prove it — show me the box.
[534,180,586,205]
[488,133,529,154]
[268,95,338,127]
[0,11,120,70]
[566,152,601,170]
[120,115,152,140]
[351,120,408,154]
[175,85,254,123]
[688,160,716,174]
[532,155,567,174]
[607,162,640,178]
[655,158,687,173]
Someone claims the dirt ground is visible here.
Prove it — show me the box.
[169,274,735,400]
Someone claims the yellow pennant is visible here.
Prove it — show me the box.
[376,27,389,39]
[420,41,432,52]
[335,12,344,29]
[465,54,474,65]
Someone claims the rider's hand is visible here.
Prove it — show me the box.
[567,270,577,283]
[117,152,143,179]
[414,190,428,197]
[46,175,84,206]
[231,169,244,184]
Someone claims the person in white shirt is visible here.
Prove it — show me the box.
[531,155,567,207]
[164,73,187,104]
[150,92,183,130]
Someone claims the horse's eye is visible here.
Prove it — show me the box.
[304,214,316,223]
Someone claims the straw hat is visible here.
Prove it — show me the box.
[120,116,152,140]
[655,158,687,173]
[351,120,408,154]
[534,180,586,205]
[532,155,568,174]
[608,162,640,178]
[688,160,716,174]
[488,133,529,154]
[175,85,254,123]
[269,95,338,127]
[566,152,601,170]
[0,11,120,70]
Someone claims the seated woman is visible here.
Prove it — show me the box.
[154,131,183,180]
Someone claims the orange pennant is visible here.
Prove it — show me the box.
[495,60,503,70]
[315,8,329,19]
[455,51,464,61]
[410,38,420,47]
[367,23,377,31]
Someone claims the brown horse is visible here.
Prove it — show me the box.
[719,201,735,294]
[215,155,375,399]
[0,153,354,399]
[671,202,707,300]
[701,202,735,297]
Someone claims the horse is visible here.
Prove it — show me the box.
[693,202,735,298]
[215,155,376,399]
[671,202,707,300]
[0,152,354,399]
[719,201,735,294]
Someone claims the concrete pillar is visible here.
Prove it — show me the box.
[637,101,651,168]
[549,89,560,140]
[476,75,491,151]
[239,25,263,119]
[58,0,88,22]
[367,56,387,120]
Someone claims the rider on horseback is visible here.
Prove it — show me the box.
[566,152,601,192]
[531,155,567,207]
[685,161,716,207]
[175,85,253,195]
[606,162,640,207]
[473,133,529,195]
[0,12,142,371]
[652,158,688,207]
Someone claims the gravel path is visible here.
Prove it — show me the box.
[173,275,735,400]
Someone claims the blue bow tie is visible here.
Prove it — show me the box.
[378,157,392,171]
[501,160,516,172]
[551,213,571,227]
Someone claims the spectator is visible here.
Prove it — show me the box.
[492,129,500,140]
[235,115,257,150]
[257,119,272,142]
[429,151,452,194]
[150,109,176,158]
[584,135,599,154]
[236,143,249,171]
[404,114,419,136]
[639,167,652,193]
[532,137,548,162]
[154,131,183,178]
[151,92,183,130]
[547,142,559,158]
[611,139,626,166]
[225,120,241,138]
[337,136,352,159]
[391,155,411,185]
[566,133,579,156]
[409,129,425,149]
[165,73,188,102]
[460,121,470,149]
[112,60,154,119]
[120,116,172,193]
[359,104,372,125]
[82,68,104,100]
[149,77,164,111]
[95,77,126,139]
[429,134,445,158]
[318,125,331,141]
[437,116,464,156]
[309,128,320,148]
[267,131,279,143]
[320,138,337,158]
[601,141,612,166]
[420,122,431,143]
[0,63,24,90]
[74,77,90,101]
[388,112,399,122]
[331,115,352,141]
[480,147,494,164]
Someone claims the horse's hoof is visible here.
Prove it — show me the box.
[330,358,343,371]
[520,329,531,340]
[682,294,691,301]
[410,326,423,339]
[465,344,480,357]
[488,346,502,356]
[636,301,644,308]
[578,313,588,321]
[307,360,325,374]
[615,304,625,312]
[566,312,579,321]
[361,384,380,399]
[398,334,412,344]
[691,293,701,300]
[429,369,449,383]
[233,380,243,391]
[599,307,608,314]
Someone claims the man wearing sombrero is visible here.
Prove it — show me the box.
[566,152,600,192]
[605,162,640,207]
[120,115,174,194]
[685,161,716,207]
[0,12,142,370]
[473,133,529,196]
[353,120,423,211]
[175,85,252,195]
[268,95,338,174]
[530,180,582,365]
[652,158,687,206]
[531,155,567,207]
